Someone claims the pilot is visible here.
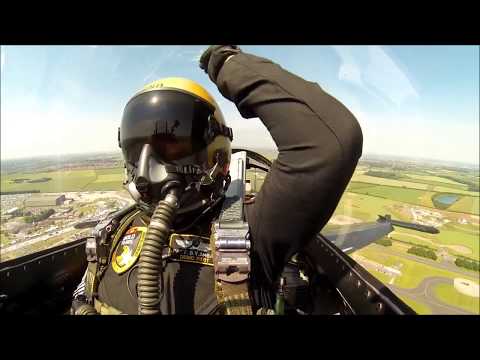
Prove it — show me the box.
[71,45,363,315]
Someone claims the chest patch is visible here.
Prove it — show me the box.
[112,226,147,274]
[168,233,213,266]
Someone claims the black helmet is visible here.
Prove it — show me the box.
[119,77,233,209]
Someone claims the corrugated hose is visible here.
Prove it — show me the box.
[137,188,181,315]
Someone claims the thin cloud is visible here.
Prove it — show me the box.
[333,46,419,106]
[365,46,419,105]
[142,47,202,83]
[142,48,179,83]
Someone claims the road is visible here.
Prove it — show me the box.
[387,276,478,315]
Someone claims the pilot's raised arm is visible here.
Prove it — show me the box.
[200,46,363,285]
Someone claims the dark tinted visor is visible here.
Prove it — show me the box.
[120,90,214,165]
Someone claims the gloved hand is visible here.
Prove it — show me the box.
[70,296,98,315]
[199,45,242,83]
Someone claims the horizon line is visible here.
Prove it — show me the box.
[1,149,479,168]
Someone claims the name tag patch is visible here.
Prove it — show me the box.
[168,233,213,266]
[112,226,147,274]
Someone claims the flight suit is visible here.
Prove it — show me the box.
[72,49,363,314]
[93,202,223,315]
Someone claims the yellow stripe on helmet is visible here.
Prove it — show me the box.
[137,77,217,109]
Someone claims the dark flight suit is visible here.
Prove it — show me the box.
[213,52,363,287]
[95,202,223,315]
[74,50,363,314]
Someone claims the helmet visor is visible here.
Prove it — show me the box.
[120,90,214,166]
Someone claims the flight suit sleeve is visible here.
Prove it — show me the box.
[212,51,363,284]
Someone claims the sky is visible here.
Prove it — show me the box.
[1,45,479,165]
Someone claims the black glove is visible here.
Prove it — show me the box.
[199,45,241,83]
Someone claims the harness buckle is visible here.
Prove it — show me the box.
[213,224,250,283]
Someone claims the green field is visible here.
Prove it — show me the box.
[1,232,11,246]
[405,174,468,186]
[433,225,479,260]
[94,174,123,182]
[347,184,479,215]
[398,295,433,315]
[348,185,437,208]
[389,231,440,250]
[448,196,480,215]
[352,175,429,190]
[351,173,478,197]
[1,168,124,193]
[355,172,478,194]
[333,193,396,222]
[402,178,468,191]
[332,183,480,261]
[347,182,377,191]
[433,283,480,314]
[448,222,479,235]
[388,225,479,260]
[431,186,479,197]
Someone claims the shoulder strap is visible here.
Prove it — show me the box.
[84,204,141,302]
[210,151,253,315]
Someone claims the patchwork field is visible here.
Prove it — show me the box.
[347,183,479,215]
[351,174,430,190]
[448,196,480,215]
[347,185,437,208]
[404,174,468,186]
[1,168,124,193]
[1,152,478,315]
[334,164,479,314]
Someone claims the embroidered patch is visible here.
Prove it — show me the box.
[168,233,213,266]
[112,226,147,274]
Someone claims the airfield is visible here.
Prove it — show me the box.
[1,155,479,315]
[327,164,480,315]
[248,158,479,314]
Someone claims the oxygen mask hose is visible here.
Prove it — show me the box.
[138,184,183,315]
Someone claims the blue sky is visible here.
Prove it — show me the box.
[1,45,478,164]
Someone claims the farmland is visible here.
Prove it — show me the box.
[1,168,124,193]
[433,283,479,314]
[333,158,479,314]
[0,150,478,314]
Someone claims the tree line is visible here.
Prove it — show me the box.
[407,246,438,261]
[375,238,392,246]
[455,258,480,272]
[364,170,402,180]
